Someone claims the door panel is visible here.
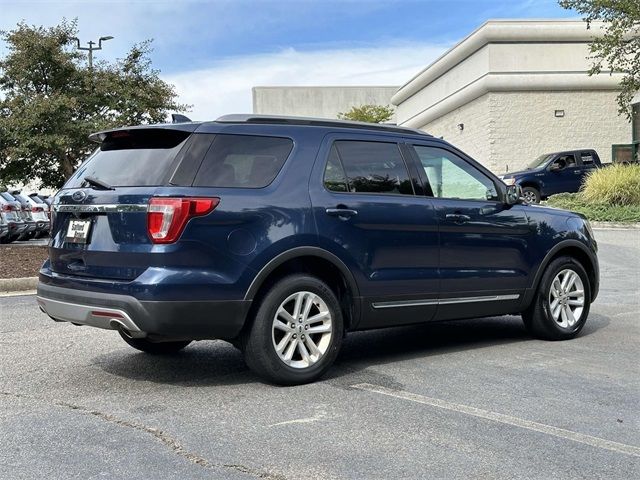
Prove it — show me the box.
[547,153,580,194]
[309,135,439,329]
[575,151,597,187]
[409,143,533,320]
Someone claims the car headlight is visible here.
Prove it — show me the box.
[503,177,516,186]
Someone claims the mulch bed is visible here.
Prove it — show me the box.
[0,245,49,279]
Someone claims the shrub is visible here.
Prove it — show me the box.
[581,163,640,206]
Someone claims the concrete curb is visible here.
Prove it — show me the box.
[591,222,640,230]
[0,277,38,293]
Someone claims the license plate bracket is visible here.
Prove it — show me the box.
[65,219,92,244]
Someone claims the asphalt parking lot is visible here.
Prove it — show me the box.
[1,229,639,479]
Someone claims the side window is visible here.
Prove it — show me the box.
[324,145,349,192]
[194,134,293,188]
[580,152,594,165]
[331,140,413,195]
[556,153,577,169]
[413,146,499,201]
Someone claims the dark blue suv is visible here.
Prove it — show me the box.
[37,115,599,384]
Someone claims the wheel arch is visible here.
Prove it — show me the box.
[523,240,598,307]
[243,247,362,330]
[518,180,541,191]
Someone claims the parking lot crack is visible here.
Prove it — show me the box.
[0,391,287,480]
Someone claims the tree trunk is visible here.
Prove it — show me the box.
[60,156,75,180]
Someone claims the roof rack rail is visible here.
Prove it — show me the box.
[214,114,431,137]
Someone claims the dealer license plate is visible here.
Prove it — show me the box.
[65,219,92,244]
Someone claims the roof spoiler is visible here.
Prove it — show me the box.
[171,114,192,123]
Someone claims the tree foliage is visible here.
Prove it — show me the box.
[337,104,394,123]
[559,0,640,118]
[0,20,189,188]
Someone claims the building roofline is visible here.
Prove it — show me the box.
[252,85,399,90]
[392,19,606,106]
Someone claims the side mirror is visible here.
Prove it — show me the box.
[505,184,522,205]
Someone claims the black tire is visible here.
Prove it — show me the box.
[118,331,191,354]
[522,256,591,340]
[522,186,541,204]
[242,274,344,385]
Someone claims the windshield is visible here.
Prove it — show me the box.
[527,154,554,170]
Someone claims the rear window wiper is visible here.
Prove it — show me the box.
[83,176,114,190]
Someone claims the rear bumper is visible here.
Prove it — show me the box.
[37,282,251,341]
[8,222,27,234]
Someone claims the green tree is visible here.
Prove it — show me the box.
[337,104,394,123]
[559,0,640,118]
[0,20,189,188]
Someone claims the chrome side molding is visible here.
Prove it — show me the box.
[372,294,520,309]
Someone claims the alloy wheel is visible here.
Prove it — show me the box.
[523,190,537,203]
[548,268,585,329]
[271,291,333,369]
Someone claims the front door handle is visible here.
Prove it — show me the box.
[446,213,471,224]
[326,208,358,219]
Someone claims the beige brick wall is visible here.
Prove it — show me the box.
[420,95,494,169]
[421,90,631,174]
[490,91,630,173]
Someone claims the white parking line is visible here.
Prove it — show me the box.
[352,383,640,458]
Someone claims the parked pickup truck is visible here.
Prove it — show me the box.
[499,149,604,203]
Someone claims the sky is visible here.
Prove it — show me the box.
[0,0,579,119]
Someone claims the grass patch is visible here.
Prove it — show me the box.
[546,193,640,222]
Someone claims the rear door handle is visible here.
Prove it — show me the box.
[326,208,358,219]
[446,213,471,224]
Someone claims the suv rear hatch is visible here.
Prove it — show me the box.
[50,126,200,281]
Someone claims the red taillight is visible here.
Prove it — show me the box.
[2,204,14,212]
[147,197,219,244]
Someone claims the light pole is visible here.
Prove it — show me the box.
[72,36,114,68]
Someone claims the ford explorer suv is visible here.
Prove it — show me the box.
[500,149,605,203]
[37,115,599,385]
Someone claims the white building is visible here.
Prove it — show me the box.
[392,20,631,173]
[252,86,398,121]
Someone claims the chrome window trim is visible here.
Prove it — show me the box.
[53,204,148,213]
[372,294,520,309]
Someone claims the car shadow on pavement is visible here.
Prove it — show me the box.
[93,313,610,387]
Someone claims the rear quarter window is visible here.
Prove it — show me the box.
[193,134,293,188]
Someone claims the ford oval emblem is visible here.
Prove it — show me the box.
[72,190,87,202]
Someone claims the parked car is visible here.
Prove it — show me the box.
[11,191,49,238]
[0,194,28,243]
[0,213,8,240]
[1,191,38,240]
[499,149,605,203]
[27,193,51,237]
[37,115,599,385]
[39,194,54,207]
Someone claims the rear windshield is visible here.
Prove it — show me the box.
[65,129,191,188]
[193,134,293,188]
